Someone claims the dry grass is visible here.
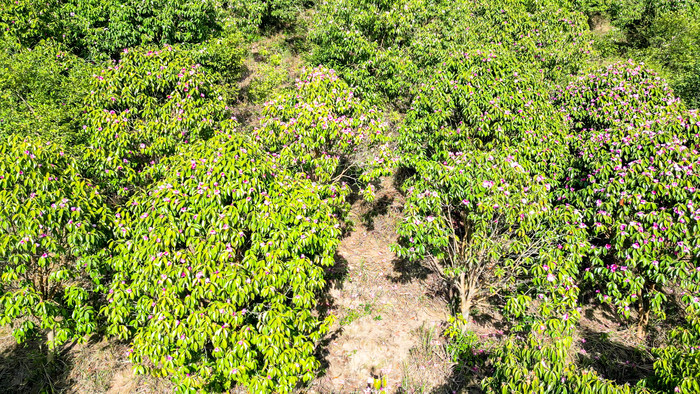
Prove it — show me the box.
[574,304,656,385]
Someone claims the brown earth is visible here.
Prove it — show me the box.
[307,176,452,393]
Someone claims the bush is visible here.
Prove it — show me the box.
[246,54,288,103]
[79,44,241,194]
[223,0,305,33]
[0,0,222,60]
[254,66,390,198]
[103,132,344,392]
[484,335,642,393]
[574,0,700,108]
[0,38,92,144]
[310,0,592,105]
[102,67,387,391]
[0,135,112,352]
[558,62,700,339]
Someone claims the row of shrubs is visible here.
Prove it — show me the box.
[0,3,391,392]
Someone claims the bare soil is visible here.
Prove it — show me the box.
[308,176,452,393]
[0,328,171,393]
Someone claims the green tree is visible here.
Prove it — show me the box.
[558,62,700,339]
[0,38,92,144]
[0,135,112,359]
[103,133,343,392]
[0,0,221,60]
[254,66,390,199]
[79,44,242,194]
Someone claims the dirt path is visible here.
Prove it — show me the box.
[310,177,451,393]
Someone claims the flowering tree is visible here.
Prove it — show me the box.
[558,62,700,339]
[394,39,588,320]
[103,132,346,392]
[0,136,111,358]
[254,66,390,200]
[395,150,584,323]
[80,45,241,194]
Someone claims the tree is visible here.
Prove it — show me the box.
[558,61,700,339]
[0,0,221,60]
[254,66,390,199]
[0,38,91,144]
[0,135,111,360]
[79,44,242,194]
[103,132,345,392]
[395,150,585,321]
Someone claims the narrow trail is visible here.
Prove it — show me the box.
[311,177,450,393]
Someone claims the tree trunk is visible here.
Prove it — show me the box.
[460,290,472,322]
[637,306,649,340]
[458,272,473,324]
[636,284,656,341]
[47,329,56,364]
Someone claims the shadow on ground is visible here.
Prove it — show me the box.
[386,257,430,284]
[0,333,85,393]
[313,251,350,382]
[576,326,654,385]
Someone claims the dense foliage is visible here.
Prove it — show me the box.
[224,0,306,33]
[0,38,90,144]
[79,44,242,193]
[558,62,700,339]
[311,0,592,105]
[101,67,386,391]
[574,0,700,108]
[0,136,111,349]
[0,0,221,60]
[1,0,699,392]
[254,66,390,197]
[104,133,341,392]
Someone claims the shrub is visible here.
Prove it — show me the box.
[103,66,388,391]
[484,335,642,393]
[310,0,592,105]
[0,135,111,354]
[223,0,305,33]
[79,44,241,194]
[0,38,92,144]
[0,0,221,60]
[558,62,700,339]
[103,132,344,392]
[254,66,390,199]
[246,54,288,103]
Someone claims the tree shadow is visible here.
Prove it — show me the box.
[576,326,654,385]
[312,252,349,382]
[425,348,488,394]
[393,166,416,193]
[312,327,344,381]
[582,301,622,327]
[470,310,507,333]
[361,194,394,231]
[0,334,79,393]
[385,257,430,284]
